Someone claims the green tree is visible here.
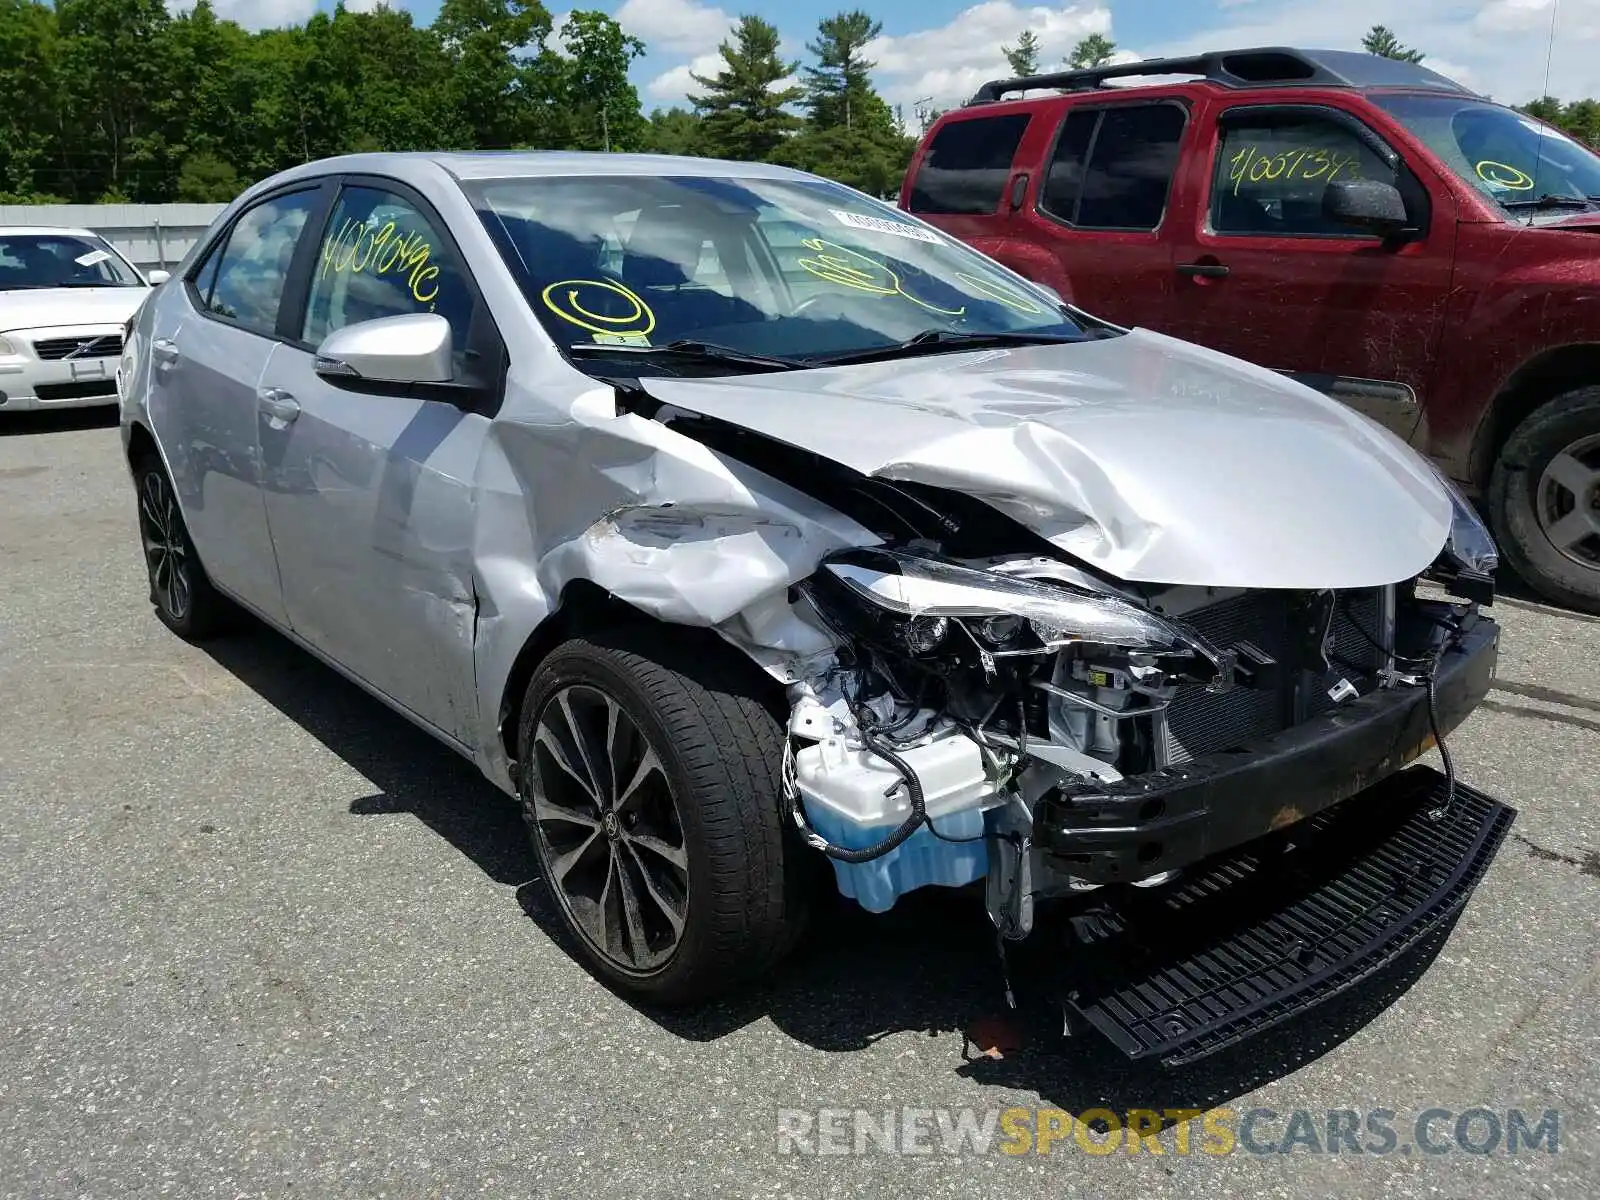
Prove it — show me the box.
[803,10,883,131]
[690,15,803,162]
[551,11,646,151]
[1521,95,1564,124]
[1067,32,1115,69]
[0,0,63,198]
[434,0,554,148]
[55,0,175,200]
[644,107,707,156]
[1362,24,1424,62]
[783,11,912,194]
[175,150,242,201]
[1003,29,1041,77]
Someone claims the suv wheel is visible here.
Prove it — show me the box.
[1488,387,1600,614]
[133,455,231,639]
[516,627,808,1002]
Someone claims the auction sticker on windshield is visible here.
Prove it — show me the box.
[830,209,943,244]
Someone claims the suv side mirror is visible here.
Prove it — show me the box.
[1323,180,1412,237]
[146,269,170,286]
[314,313,453,385]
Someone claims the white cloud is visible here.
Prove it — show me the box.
[173,0,318,26]
[647,51,726,101]
[869,2,1112,111]
[1135,0,1600,105]
[618,0,735,56]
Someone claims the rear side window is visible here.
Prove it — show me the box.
[1210,109,1401,237]
[202,190,321,336]
[1038,103,1187,231]
[908,114,1032,215]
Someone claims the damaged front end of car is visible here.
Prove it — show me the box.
[766,528,1510,1063]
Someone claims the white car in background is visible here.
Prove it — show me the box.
[0,226,168,413]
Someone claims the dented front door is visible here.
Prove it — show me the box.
[254,340,484,742]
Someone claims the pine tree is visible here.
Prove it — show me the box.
[1003,29,1040,78]
[1362,25,1424,63]
[802,10,883,132]
[1066,32,1115,69]
[689,15,802,162]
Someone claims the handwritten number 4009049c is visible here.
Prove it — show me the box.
[1227,145,1364,194]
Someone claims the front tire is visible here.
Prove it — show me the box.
[133,455,230,640]
[516,627,808,1002]
[1488,387,1600,614]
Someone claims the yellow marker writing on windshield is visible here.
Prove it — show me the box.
[540,279,657,338]
[797,238,966,316]
[1476,160,1535,190]
[954,273,1045,315]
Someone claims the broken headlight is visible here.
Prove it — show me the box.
[1427,466,1498,602]
[802,547,1227,673]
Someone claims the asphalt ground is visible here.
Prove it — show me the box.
[2,408,1597,1199]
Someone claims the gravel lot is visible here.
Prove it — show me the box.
[2,409,1597,1199]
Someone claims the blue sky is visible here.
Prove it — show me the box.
[210,1,1600,115]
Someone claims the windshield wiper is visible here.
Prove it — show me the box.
[808,328,1082,366]
[1501,193,1595,210]
[568,339,802,371]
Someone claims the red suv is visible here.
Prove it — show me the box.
[901,47,1600,612]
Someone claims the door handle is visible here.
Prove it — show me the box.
[151,337,180,363]
[258,387,301,423]
[1176,262,1231,278]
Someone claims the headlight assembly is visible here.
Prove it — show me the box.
[1426,466,1498,601]
[802,547,1229,675]
[0,335,17,356]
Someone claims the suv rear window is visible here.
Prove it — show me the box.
[908,114,1032,215]
[1039,103,1187,231]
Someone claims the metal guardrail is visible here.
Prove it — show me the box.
[0,203,227,273]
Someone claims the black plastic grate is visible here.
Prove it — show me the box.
[32,333,122,361]
[1066,766,1514,1067]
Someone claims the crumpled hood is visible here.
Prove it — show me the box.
[0,286,149,333]
[639,327,1454,589]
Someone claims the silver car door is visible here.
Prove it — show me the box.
[255,179,501,742]
[144,186,328,627]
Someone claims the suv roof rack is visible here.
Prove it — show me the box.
[966,46,1477,105]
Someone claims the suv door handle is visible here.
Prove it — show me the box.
[151,338,180,363]
[1176,262,1230,278]
[258,387,301,423]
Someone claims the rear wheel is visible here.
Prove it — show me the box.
[133,455,231,639]
[516,627,808,1002]
[1488,387,1600,614]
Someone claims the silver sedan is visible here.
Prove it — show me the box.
[120,152,1507,1043]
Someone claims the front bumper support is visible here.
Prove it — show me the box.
[1063,766,1515,1066]
[1033,612,1499,885]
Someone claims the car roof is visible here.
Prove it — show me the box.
[0,226,99,238]
[965,45,1478,107]
[275,150,818,185]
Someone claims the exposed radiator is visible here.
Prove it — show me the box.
[1161,588,1388,764]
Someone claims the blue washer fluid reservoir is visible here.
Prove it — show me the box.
[793,733,1002,913]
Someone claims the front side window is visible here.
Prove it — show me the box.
[302,185,475,352]
[204,190,320,335]
[1038,103,1186,231]
[1210,109,1399,236]
[907,114,1032,215]
[0,233,143,291]
[466,173,1088,376]
[1371,93,1600,218]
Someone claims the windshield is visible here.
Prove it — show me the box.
[464,174,1087,372]
[1372,93,1600,213]
[0,233,143,290]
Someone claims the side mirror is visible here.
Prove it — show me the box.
[1323,180,1412,236]
[146,269,170,286]
[314,313,453,385]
